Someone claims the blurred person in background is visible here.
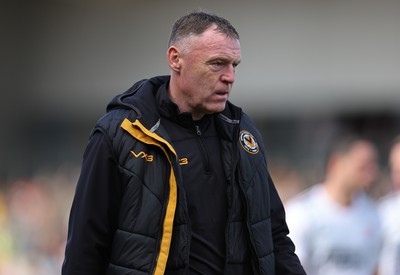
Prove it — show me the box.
[285,134,382,275]
[61,10,305,275]
[378,135,400,275]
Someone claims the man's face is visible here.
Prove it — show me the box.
[172,27,241,120]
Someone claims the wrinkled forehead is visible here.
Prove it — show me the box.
[178,27,241,60]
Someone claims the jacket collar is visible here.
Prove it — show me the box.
[107,75,242,136]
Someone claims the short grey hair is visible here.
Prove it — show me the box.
[168,10,239,47]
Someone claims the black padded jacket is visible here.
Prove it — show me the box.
[62,75,306,275]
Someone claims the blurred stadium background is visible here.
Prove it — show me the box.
[1,0,400,273]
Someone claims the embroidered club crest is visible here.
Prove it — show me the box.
[239,130,259,154]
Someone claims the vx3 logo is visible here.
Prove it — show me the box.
[130,150,154,162]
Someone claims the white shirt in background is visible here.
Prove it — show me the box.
[285,184,382,275]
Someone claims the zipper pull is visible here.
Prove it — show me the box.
[195,125,201,135]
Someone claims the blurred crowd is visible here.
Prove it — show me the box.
[0,168,78,275]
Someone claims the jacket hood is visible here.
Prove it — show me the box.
[106,75,170,129]
[107,75,170,115]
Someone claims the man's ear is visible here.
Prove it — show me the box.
[167,46,181,72]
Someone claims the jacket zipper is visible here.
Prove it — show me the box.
[194,125,211,174]
[151,149,180,275]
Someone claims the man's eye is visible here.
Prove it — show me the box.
[209,61,225,70]
[212,61,224,66]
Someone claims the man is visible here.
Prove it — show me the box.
[62,11,305,275]
[378,136,400,275]
[285,135,382,275]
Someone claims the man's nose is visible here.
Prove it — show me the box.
[221,64,235,84]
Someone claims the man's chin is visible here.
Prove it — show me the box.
[208,103,227,113]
